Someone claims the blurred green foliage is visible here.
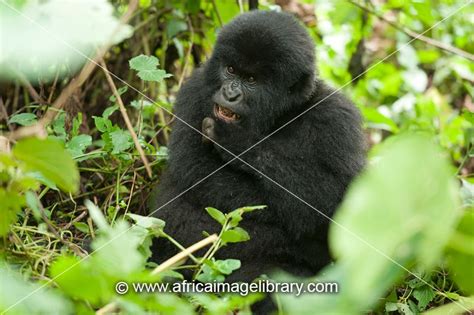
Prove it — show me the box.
[0,0,473,314]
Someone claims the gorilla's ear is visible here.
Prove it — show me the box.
[289,71,314,98]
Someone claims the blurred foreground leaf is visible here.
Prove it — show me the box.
[280,134,460,314]
[13,138,79,193]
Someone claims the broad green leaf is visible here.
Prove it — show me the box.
[103,105,119,119]
[50,256,111,306]
[196,263,225,283]
[1,264,72,314]
[413,285,435,310]
[129,54,160,71]
[66,134,92,158]
[110,129,133,154]
[13,137,79,193]
[0,0,133,82]
[167,19,187,38]
[446,209,474,294]
[92,221,146,275]
[205,207,226,225]
[129,55,172,82]
[8,113,37,126]
[214,259,241,275]
[221,227,250,244]
[137,69,172,82]
[281,134,460,314]
[0,189,24,235]
[361,107,399,133]
[127,213,165,230]
[423,296,474,315]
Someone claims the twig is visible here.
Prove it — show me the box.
[0,97,13,131]
[7,0,139,141]
[18,74,46,105]
[348,0,474,61]
[238,0,244,13]
[47,71,60,104]
[151,234,218,275]
[100,60,153,178]
[178,16,195,89]
[63,210,88,230]
[35,194,87,257]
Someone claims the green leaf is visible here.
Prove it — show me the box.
[13,137,79,193]
[167,19,187,38]
[129,55,172,82]
[129,54,160,71]
[281,134,460,314]
[0,189,24,235]
[25,191,41,220]
[196,263,225,283]
[103,105,119,119]
[214,259,241,275]
[361,107,399,133]
[446,209,474,294]
[92,220,146,275]
[127,213,165,230]
[8,113,38,126]
[66,134,92,158]
[137,69,172,82]
[50,255,111,305]
[413,285,435,310]
[205,207,226,225]
[1,264,72,314]
[73,222,90,234]
[110,129,133,154]
[221,227,250,244]
[423,296,474,315]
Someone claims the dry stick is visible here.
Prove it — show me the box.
[96,234,218,315]
[349,0,474,61]
[177,17,195,90]
[47,72,60,104]
[100,60,153,178]
[18,74,46,105]
[238,0,244,13]
[151,234,219,275]
[7,0,138,141]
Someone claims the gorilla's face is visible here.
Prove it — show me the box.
[212,64,258,124]
[199,11,317,148]
[204,11,316,134]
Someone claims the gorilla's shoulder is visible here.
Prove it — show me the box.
[311,80,362,124]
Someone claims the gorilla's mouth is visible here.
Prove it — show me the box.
[214,104,240,122]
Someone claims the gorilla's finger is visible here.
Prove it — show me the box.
[202,117,216,143]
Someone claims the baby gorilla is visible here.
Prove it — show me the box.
[149,11,365,285]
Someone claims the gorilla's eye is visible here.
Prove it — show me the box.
[248,76,255,83]
[226,66,234,74]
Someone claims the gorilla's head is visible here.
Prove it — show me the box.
[204,11,316,132]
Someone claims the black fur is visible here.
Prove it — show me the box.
[149,11,365,287]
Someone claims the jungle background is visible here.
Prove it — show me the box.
[0,0,473,314]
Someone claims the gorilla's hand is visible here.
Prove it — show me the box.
[201,117,259,170]
[201,117,217,144]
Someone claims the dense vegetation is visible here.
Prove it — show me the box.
[0,0,473,314]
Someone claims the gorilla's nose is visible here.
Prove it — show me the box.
[222,84,243,104]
